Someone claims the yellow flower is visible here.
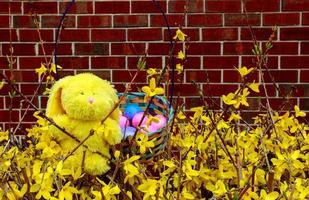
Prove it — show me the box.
[222,93,236,105]
[96,178,120,200]
[259,189,279,200]
[176,63,183,74]
[235,66,254,78]
[146,68,159,77]
[136,133,155,154]
[123,155,141,185]
[142,78,164,98]
[294,105,306,117]
[177,50,185,60]
[137,179,158,199]
[35,63,47,79]
[6,182,27,199]
[50,63,62,74]
[59,182,79,200]
[248,81,260,93]
[206,180,227,197]
[173,28,187,41]
[0,80,5,90]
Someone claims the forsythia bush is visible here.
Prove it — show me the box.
[0,29,308,200]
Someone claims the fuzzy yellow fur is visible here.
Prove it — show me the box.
[46,73,121,175]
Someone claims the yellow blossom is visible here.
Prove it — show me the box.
[176,63,183,74]
[35,63,47,79]
[173,28,187,41]
[236,66,254,78]
[177,50,185,60]
[50,63,62,74]
[294,105,306,117]
[137,179,158,200]
[248,81,260,93]
[142,78,164,99]
[59,182,79,200]
[136,133,155,154]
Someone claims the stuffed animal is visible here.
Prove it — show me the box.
[46,73,121,176]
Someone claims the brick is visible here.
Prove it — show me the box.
[151,14,184,27]
[112,70,147,83]
[0,29,18,41]
[92,29,126,41]
[244,0,280,12]
[41,15,75,28]
[77,70,111,81]
[0,110,19,122]
[164,28,199,41]
[223,42,253,55]
[265,42,298,55]
[223,70,258,83]
[128,28,162,41]
[281,28,309,40]
[203,84,239,96]
[185,97,221,110]
[13,16,36,28]
[281,56,309,68]
[183,56,201,69]
[242,56,278,69]
[128,57,163,69]
[39,43,72,55]
[2,44,35,56]
[225,14,260,26]
[263,70,298,83]
[186,70,221,83]
[279,84,309,97]
[148,43,182,55]
[59,29,89,42]
[111,43,146,55]
[301,42,309,54]
[303,13,309,25]
[19,29,54,42]
[78,15,111,28]
[300,98,309,110]
[263,13,300,26]
[187,14,222,27]
[59,1,93,14]
[171,84,200,96]
[283,0,309,11]
[57,57,89,69]
[206,0,241,13]
[4,70,37,82]
[114,15,148,27]
[187,43,221,55]
[300,70,309,82]
[203,56,239,69]
[0,16,10,28]
[23,2,57,14]
[261,98,297,111]
[19,57,45,69]
[132,1,166,13]
[91,57,125,69]
[241,28,277,41]
[169,0,204,13]
[0,2,21,14]
[202,28,238,41]
[75,43,109,55]
[5,96,39,109]
[95,1,129,14]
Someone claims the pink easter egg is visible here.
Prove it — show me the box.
[147,124,159,133]
[154,114,167,129]
[119,115,130,128]
[132,112,149,128]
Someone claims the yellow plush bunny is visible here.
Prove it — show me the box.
[46,73,121,175]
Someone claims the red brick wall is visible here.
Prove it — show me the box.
[1,0,309,130]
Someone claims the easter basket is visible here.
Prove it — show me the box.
[118,92,174,159]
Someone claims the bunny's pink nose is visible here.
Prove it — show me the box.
[88,97,95,104]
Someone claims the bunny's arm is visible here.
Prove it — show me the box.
[102,117,122,145]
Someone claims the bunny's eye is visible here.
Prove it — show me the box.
[80,92,84,95]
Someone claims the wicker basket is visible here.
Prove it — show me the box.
[118,92,174,159]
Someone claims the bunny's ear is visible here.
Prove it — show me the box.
[46,76,71,117]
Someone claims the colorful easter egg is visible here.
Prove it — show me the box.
[132,112,149,128]
[124,104,142,119]
[121,126,136,138]
[119,115,130,128]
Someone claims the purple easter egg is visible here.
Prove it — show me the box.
[132,112,149,128]
[124,104,142,119]
[119,115,130,128]
[121,126,136,138]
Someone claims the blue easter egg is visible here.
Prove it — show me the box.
[124,104,142,119]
